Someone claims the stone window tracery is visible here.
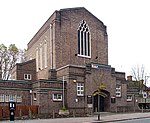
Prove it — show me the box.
[78,20,91,57]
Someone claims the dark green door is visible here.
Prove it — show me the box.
[93,94,105,112]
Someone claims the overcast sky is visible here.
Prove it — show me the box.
[1,0,150,80]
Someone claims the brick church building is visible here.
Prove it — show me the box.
[1,7,134,115]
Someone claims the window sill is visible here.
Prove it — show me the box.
[53,100,62,102]
[77,54,91,59]
[77,95,84,97]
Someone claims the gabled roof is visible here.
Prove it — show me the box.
[59,7,105,26]
[27,7,106,49]
[59,7,106,30]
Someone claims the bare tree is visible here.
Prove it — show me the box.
[130,64,149,91]
[131,65,147,81]
[0,44,26,80]
[19,48,27,63]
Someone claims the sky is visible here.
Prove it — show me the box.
[1,0,150,81]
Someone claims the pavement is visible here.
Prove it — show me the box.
[1,112,150,123]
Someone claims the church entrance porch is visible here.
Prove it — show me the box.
[93,90,110,112]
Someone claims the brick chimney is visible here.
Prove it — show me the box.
[127,75,132,81]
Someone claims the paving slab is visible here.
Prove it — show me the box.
[1,112,150,123]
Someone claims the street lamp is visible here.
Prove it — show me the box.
[75,98,78,117]
[29,90,32,105]
[63,76,65,108]
[134,95,138,112]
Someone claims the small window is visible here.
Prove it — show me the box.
[53,94,62,101]
[127,95,132,102]
[24,74,32,80]
[9,95,16,102]
[116,85,121,97]
[5,95,9,102]
[17,95,22,102]
[0,94,4,102]
[77,83,84,96]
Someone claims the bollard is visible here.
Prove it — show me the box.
[53,110,55,119]
[98,114,101,121]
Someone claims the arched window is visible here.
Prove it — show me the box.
[36,48,39,72]
[39,44,43,70]
[78,20,91,57]
[44,40,47,68]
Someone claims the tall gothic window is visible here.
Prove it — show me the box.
[36,48,39,72]
[44,40,47,68]
[78,20,91,57]
[40,44,43,70]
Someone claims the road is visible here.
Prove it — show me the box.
[109,118,150,123]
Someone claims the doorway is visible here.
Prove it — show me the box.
[93,94,104,112]
[93,90,109,112]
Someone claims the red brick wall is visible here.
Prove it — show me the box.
[55,8,108,69]
[0,80,32,106]
[0,105,38,119]
[16,59,36,81]
[26,7,108,80]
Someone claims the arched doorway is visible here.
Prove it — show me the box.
[93,90,110,112]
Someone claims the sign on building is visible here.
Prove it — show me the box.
[143,92,147,98]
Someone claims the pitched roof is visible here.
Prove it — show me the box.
[27,7,106,49]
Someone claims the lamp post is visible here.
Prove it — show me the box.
[98,93,100,121]
[63,76,65,108]
[29,90,32,105]
[134,94,138,112]
[75,98,78,117]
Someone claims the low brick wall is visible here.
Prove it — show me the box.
[0,105,38,120]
